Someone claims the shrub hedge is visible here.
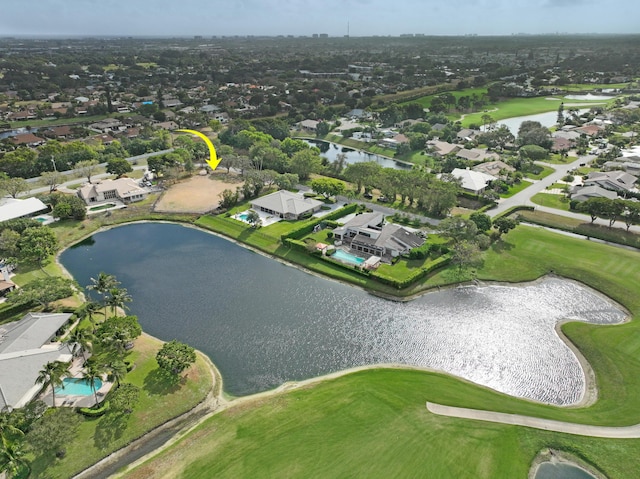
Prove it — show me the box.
[371,255,451,289]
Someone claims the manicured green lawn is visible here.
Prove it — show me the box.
[545,154,578,165]
[29,335,212,479]
[500,180,532,198]
[525,165,555,180]
[530,192,570,211]
[542,83,633,92]
[460,97,611,128]
[123,225,640,479]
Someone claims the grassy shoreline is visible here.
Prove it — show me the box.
[35,194,640,478]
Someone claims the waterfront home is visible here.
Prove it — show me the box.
[251,190,323,220]
[427,139,461,157]
[333,212,425,258]
[0,313,73,409]
[77,178,147,205]
[0,197,48,223]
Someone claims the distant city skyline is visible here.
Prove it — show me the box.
[1,0,639,38]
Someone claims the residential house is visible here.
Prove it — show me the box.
[298,119,319,132]
[380,134,410,149]
[0,313,74,409]
[162,99,183,108]
[43,125,73,139]
[10,133,46,147]
[0,197,48,223]
[570,185,618,202]
[551,136,574,153]
[574,124,604,137]
[250,190,323,220]
[472,160,515,178]
[449,168,496,195]
[456,128,481,142]
[89,118,123,133]
[427,139,461,157]
[155,121,180,131]
[584,171,637,193]
[77,178,147,204]
[332,212,425,258]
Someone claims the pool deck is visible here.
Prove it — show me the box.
[40,356,114,408]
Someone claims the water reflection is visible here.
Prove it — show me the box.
[59,223,626,403]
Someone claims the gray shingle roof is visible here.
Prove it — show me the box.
[251,190,323,217]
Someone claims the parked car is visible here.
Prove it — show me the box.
[363,193,373,199]
[377,196,389,203]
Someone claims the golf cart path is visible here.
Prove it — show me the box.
[426,402,640,438]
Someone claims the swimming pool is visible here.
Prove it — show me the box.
[237,213,250,221]
[55,377,103,396]
[332,249,365,265]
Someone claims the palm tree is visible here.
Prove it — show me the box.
[106,287,132,315]
[106,360,128,387]
[35,361,67,408]
[83,362,104,406]
[0,432,28,479]
[246,210,261,229]
[76,301,101,332]
[87,273,120,318]
[68,328,93,365]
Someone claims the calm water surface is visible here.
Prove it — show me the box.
[59,223,625,403]
[535,462,598,479]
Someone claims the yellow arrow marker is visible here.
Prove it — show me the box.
[176,129,220,171]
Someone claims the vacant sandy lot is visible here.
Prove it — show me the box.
[154,173,243,214]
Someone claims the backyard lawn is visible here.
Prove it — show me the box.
[28,335,213,479]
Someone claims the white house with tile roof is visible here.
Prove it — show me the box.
[251,190,323,220]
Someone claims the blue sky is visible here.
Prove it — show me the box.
[1,0,638,37]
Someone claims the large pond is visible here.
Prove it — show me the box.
[59,223,626,402]
[303,139,411,170]
[497,108,591,135]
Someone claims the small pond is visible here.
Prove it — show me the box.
[535,461,598,479]
[59,223,626,401]
[304,139,411,170]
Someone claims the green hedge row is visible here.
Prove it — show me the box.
[0,302,31,322]
[283,238,309,252]
[493,205,535,219]
[281,203,358,241]
[79,401,110,417]
[371,256,451,289]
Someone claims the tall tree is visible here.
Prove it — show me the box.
[0,177,29,199]
[156,340,197,376]
[39,170,63,193]
[68,327,93,364]
[35,361,67,408]
[17,227,58,267]
[87,272,120,317]
[6,277,75,309]
[75,159,100,184]
[106,287,133,315]
[83,362,104,405]
[106,158,133,178]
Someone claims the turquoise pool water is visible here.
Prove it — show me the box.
[55,378,103,396]
[332,249,365,265]
[237,213,249,221]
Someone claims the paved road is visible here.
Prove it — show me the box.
[488,154,595,218]
[427,402,640,438]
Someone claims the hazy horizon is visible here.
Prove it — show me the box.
[1,0,639,38]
